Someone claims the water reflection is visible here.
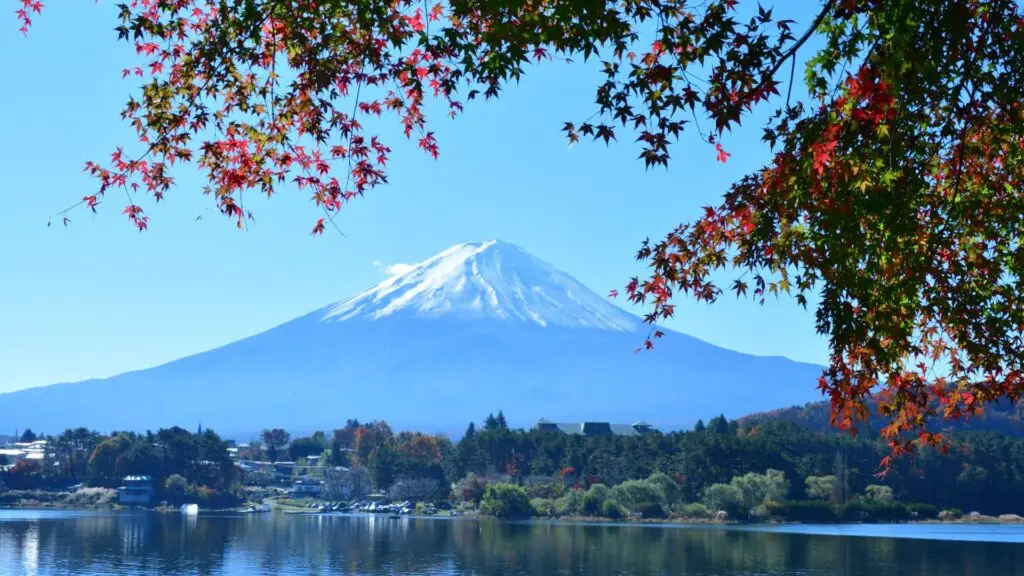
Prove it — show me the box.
[0,512,1022,576]
[21,523,39,576]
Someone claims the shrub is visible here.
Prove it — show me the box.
[0,490,62,505]
[554,489,585,516]
[413,502,427,515]
[702,470,789,518]
[164,474,188,504]
[2,460,45,490]
[908,503,938,519]
[531,498,556,517]
[675,502,711,519]
[866,501,909,521]
[646,472,681,505]
[602,499,626,519]
[702,483,743,515]
[581,484,610,516]
[612,479,666,518]
[185,483,245,509]
[839,500,909,522]
[480,483,533,519]
[456,474,488,505]
[731,469,790,510]
[804,475,836,501]
[766,500,838,523]
[838,501,872,522]
[939,508,963,520]
[66,487,117,507]
[526,482,563,500]
[864,484,894,503]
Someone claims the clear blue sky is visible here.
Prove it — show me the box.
[0,2,828,393]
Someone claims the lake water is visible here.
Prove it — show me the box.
[2,510,1023,575]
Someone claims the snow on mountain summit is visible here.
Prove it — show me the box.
[321,240,640,330]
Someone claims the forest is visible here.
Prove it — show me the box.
[4,409,1023,519]
[1,426,241,508]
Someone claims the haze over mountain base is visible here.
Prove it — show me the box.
[0,241,825,438]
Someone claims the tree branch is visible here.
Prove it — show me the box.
[750,0,837,99]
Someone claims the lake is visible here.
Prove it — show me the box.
[2,510,1023,575]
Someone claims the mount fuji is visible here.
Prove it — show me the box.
[0,240,825,438]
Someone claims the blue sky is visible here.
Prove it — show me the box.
[0,2,828,393]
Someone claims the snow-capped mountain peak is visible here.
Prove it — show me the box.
[321,240,640,331]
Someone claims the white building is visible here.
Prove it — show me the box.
[0,440,48,470]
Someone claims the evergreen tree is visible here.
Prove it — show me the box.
[484,413,498,431]
[694,420,706,433]
[708,415,731,435]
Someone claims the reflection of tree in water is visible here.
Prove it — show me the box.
[2,514,1023,575]
[0,513,233,575]
[439,521,1021,576]
[231,518,1024,576]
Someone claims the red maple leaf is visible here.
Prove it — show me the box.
[408,9,425,32]
[311,218,325,236]
[714,142,730,163]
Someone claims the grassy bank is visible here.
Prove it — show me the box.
[0,488,267,513]
[0,488,121,510]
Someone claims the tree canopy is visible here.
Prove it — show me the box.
[19,0,1024,461]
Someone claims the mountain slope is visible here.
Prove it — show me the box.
[741,397,1024,437]
[0,240,826,438]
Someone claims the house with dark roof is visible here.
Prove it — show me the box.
[535,419,657,436]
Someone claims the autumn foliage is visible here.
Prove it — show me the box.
[18,0,1024,464]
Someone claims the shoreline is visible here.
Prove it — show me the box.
[3,503,1023,525]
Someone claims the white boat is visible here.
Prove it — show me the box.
[180,503,199,515]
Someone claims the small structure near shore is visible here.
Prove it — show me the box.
[290,477,324,496]
[117,475,155,505]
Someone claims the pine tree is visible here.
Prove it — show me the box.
[708,415,731,435]
[484,413,498,431]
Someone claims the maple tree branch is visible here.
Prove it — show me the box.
[785,52,797,107]
[287,139,349,239]
[749,0,837,99]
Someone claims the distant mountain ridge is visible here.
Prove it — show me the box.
[0,240,826,438]
[741,398,1024,437]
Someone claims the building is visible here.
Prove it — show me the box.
[0,440,49,471]
[535,419,658,436]
[290,477,323,496]
[118,475,155,505]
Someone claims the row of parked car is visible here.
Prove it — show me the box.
[307,501,357,513]
[307,500,448,515]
